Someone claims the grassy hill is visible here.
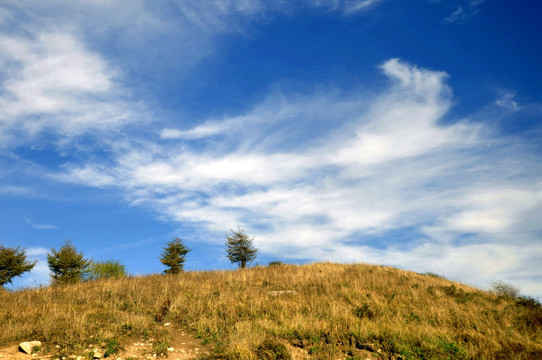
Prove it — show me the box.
[1,262,541,359]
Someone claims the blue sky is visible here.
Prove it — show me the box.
[1,0,541,297]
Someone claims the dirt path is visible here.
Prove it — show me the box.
[0,345,34,360]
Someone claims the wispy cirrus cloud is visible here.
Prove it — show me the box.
[24,217,58,230]
[0,185,33,196]
[56,58,542,295]
[341,0,384,14]
[444,0,485,24]
[0,0,385,148]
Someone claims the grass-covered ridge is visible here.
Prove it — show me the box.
[1,262,541,359]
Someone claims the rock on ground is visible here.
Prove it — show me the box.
[18,342,41,355]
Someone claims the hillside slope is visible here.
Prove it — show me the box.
[1,263,541,359]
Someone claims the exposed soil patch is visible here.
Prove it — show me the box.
[0,323,210,360]
[0,344,35,360]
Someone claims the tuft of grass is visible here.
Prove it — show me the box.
[1,263,541,359]
[422,272,447,280]
[255,339,290,360]
[153,340,170,357]
[103,338,122,358]
[353,304,376,319]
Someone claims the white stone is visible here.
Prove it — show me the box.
[19,341,42,354]
[267,290,297,296]
[164,323,171,326]
[167,348,174,352]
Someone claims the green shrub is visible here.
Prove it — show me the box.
[269,261,284,266]
[87,260,127,280]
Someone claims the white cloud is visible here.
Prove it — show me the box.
[495,93,520,112]
[53,162,121,189]
[341,0,383,14]
[0,0,387,147]
[446,187,541,233]
[444,0,485,24]
[0,30,142,145]
[0,185,33,196]
[160,116,251,140]
[24,218,58,230]
[25,247,49,257]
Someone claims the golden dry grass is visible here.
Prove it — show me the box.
[1,262,541,359]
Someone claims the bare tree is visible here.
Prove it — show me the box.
[225,227,257,269]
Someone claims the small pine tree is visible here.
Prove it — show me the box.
[87,260,127,280]
[225,226,257,269]
[160,237,191,274]
[0,245,36,287]
[47,240,90,284]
